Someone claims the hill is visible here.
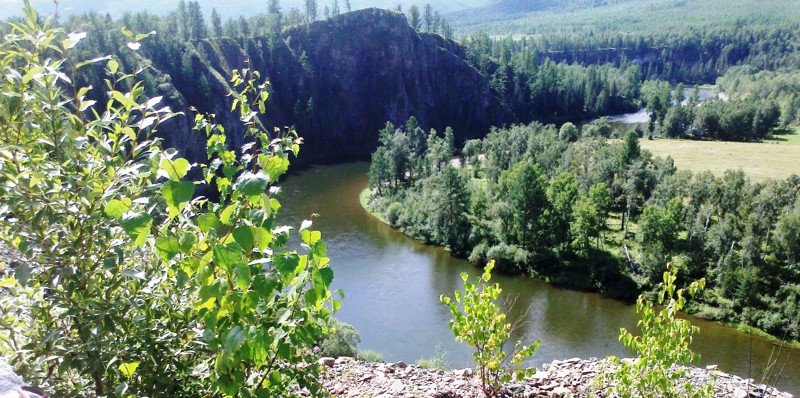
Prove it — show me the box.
[0,0,490,21]
[449,0,800,36]
[65,8,513,164]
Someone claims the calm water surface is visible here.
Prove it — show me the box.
[278,161,799,395]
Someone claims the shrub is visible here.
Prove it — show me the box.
[385,202,403,226]
[595,263,714,398]
[358,350,385,363]
[416,345,449,371]
[319,319,361,358]
[440,261,539,398]
[0,4,338,396]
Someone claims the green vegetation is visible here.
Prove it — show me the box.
[596,264,715,398]
[358,349,385,363]
[319,319,361,358]
[416,345,450,370]
[366,115,800,342]
[640,138,800,181]
[0,3,337,396]
[440,261,539,397]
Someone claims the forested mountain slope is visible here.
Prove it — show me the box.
[66,8,513,163]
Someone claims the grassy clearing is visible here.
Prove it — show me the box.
[640,132,800,181]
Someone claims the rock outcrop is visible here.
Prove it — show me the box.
[312,357,792,398]
[98,9,513,164]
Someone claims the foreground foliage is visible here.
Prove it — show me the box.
[440,261,539,398]
[0,3,337,396]
[596,263,714,398]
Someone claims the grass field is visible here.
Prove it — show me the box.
[640,128,800,181]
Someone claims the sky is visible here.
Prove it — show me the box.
[0,0,490,21]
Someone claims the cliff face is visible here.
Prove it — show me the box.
[136,9,514,163]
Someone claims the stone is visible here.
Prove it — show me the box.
[319,357,336,367]
[390,380,405,392]
[334,356,354,365]
[390,361,408,369]
[453,368,473,378]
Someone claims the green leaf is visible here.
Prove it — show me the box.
[235,171,269,198]
[104,198,131,219]
[121,212,152,246]
[318,267,334,288]
[253,273,279,299]
[155,237,181,260]
[119,361,140,378]
[213,245,244,273]
[220,205,237,226]
[223,326,245,352]
[264,156,289,183]
[198,213,219,232]
[107,59,119,74]
[160,158,191,181]
[162,181,194,210]
[234,264,251,290]
[233,226,255,252]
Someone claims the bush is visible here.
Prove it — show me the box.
[319,319,361,358]
[385,202,403,226]
[416,345,449,371]
[595,263,714,398]
[0,6,338,396]
[358,350,385,363]
[440,261,539,398]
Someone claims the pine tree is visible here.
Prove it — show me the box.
[408,5,421,31]
[210,8,223,37]
[305,0,318,23]
[187,1,207,40]
[423,4,433,32]
[345,0,351,12]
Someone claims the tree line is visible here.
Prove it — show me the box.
[366,116,800,341]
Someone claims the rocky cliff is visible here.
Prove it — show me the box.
[111,9,514,164]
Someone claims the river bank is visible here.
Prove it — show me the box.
[314,357,792,397]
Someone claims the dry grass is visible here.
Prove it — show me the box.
[640,128,800,181]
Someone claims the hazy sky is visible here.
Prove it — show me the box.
[0,0,488,21]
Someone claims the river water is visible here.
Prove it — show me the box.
[278,162,799,395]
[590,86,720,133]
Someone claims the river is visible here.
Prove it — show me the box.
[278,162,800,395]
[589,86,720,133]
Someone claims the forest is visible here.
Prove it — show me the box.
[365,113,800,341]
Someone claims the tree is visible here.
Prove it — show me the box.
[408,4,421,31]
[369,147,390,195]
[440,262,539,398]
[433,166,472,255]
[331,0,340,16]
[186,1,207,40]
[619,129,641,165]
[547,173,579,251]
[597,264,713,398]
[559,122,579,142]
[423,3,433,32]
[571,196,600,255]
[345,0,351,12]
[432,11,441,34]
[210,8,223,37]
[268,0,281,13]
[0,9,338,396]
[305,0,318,23]
[589,182,612,228]
[500,162,549,250]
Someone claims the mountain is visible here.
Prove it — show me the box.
[70,8,514,163]
[1,0,491,21]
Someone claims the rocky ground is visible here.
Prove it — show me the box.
[315,357,792,398]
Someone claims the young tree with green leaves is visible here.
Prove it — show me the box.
[440,261,539,398]
[408,4,421,31]
[0,4,339,396]
[596,264,714,398]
